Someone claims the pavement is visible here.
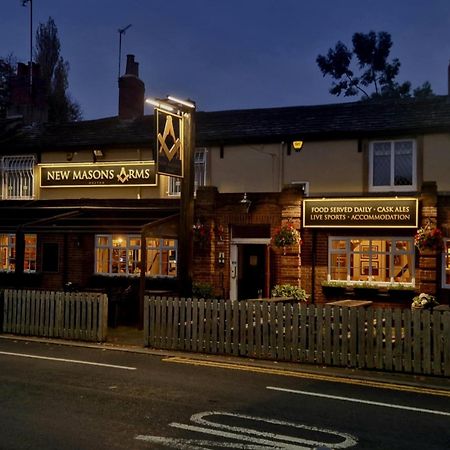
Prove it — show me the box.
[1,326,450,395]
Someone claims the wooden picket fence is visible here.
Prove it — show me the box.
[144,297,450,376]
[2,289,108,342]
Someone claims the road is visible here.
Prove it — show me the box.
[0,338,449,449]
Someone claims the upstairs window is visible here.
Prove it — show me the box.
[369,140,416,192]
[167,148,207,196]
[1,155,36,199]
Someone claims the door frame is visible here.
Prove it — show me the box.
[230,238,271,301]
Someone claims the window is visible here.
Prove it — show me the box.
[95,234,177,277]
[1,155,36,199]
[328,237,415,285]
[0,233,37,272]
[442,239,450,288]
[369,140,416,192]
[167,148,207,196]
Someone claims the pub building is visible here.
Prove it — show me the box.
[1,54,450,326]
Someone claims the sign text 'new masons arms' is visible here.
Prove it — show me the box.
[303,198,418,228]
[40,162,157,187]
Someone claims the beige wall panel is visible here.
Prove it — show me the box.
[284,140,362,195]
[210,144,282,192]
[423,133,450,192]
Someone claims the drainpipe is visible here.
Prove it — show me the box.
[279,141,284,192]
[311,229,317,303]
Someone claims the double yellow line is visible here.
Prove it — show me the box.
[163,356,450,398]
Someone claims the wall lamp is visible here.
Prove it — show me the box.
[93,149,104,162]
[240,192,252,213]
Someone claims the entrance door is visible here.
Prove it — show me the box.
[238,244,266,300]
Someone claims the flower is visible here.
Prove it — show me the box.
[192,220,209,248]
[414,223,443,252]
[411,292,438,309]
[271,222,301,252]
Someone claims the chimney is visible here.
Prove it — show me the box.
[118,54,145,119]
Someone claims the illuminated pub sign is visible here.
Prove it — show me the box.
[40,162,157,187]
[156,108,184,178]
[303,197,418,228]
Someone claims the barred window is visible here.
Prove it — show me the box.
[1,155,36,199]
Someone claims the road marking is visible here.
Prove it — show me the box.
[0,351,136,370]
[267,386,450,417]
[163,356,450,398]
[136,410,358,449]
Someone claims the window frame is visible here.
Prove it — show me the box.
[0,233,37,273]
[94,234,177,278]
[327,236,415,286]
[368,139,417,192]
[167,148,207,197]
[442,239,450,289]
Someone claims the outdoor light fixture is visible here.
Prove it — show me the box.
[145,98,175,112]
[167,96,195,109]
[92,149,104,162]
[240,192,252,213]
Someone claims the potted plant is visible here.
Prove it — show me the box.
[321,280,348,298]
[411,292,439,310]
[271,284,309,302]
[271,221,301,255]
[353,282,379,299]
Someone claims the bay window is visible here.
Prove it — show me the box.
[328,237,415,285]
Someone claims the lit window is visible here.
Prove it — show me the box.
[0,233,37,272]
[369,140,416,192]
[442,239,450,288]
[95,234,177,277]
[328,237,415,285]
[1,155,36,199]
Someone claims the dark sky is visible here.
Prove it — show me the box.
[2,0,450,119]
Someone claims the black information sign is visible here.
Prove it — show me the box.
[303,197,418,228]
[40,162,157,187]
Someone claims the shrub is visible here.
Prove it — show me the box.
[192,282,214,299]
[271,284,309,302]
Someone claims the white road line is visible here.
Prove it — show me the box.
[136,411,358,449]
[0,351,136,370]
[267,386,450,417]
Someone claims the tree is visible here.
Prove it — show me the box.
[0,54,16,119]
[317,31,434,100]
[35,17,82,122]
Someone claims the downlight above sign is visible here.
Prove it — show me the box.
[39,162,157,187]
[303,197,418,228]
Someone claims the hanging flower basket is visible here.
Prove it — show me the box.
[192,220,209,249]
[414,223,444,253]
[271,221,301,255]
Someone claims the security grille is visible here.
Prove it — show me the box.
[1,155,36,200]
